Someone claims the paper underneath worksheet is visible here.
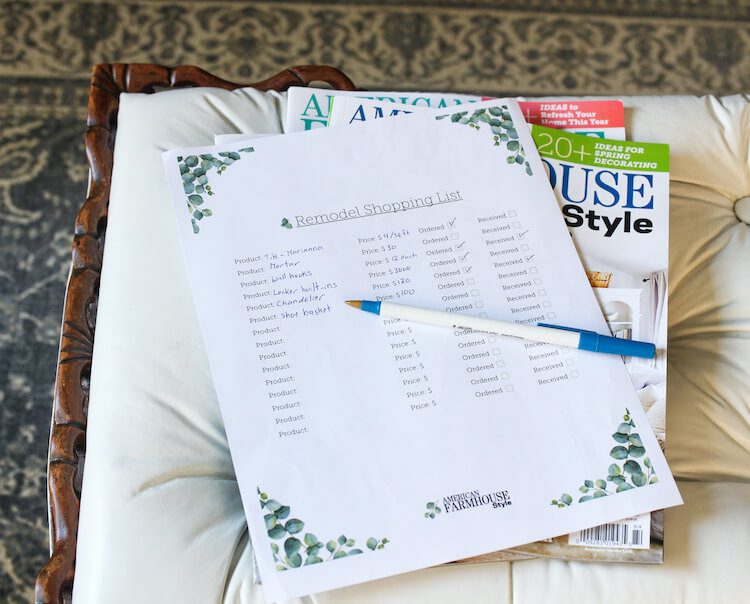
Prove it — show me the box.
[328,95,625,138]
[163,100,681,602]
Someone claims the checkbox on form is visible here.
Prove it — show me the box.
[471,289,479,297]
[529,267,538,273]
[509,210,517,217]
[520,244,530,251]
[512,221,521,228]
[450,233,459,240]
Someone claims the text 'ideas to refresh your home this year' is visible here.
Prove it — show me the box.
[162,99,682,603]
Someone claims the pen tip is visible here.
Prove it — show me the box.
[345,300,362,309]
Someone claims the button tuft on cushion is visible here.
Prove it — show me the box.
[735,196,750,224]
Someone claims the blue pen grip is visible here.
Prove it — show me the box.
[578,331,655,359]
[538,323,655,359]
[361,300,382,315]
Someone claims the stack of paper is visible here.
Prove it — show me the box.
[162,89,680,602]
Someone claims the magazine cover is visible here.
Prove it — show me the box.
[497,126,670,563]
[516,100,625,139]
[285,86,483,132]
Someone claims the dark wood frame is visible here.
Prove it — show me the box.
[34,63,356,604]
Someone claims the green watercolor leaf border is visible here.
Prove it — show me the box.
[177,147,254,234]
[436,106,533,176]
[551,408,658,508]
[258,487,389,571]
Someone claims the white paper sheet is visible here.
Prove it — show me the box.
[163,100,681,602]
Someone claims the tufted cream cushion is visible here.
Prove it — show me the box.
[72,89,750,603]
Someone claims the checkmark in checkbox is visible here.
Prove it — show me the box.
[456,241,466,249]
[518,229,530,239]
[459,252,470,262]
[463,266,472,273]
[525,255,535,262]
[448,217,457,227]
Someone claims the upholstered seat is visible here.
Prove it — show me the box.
[71,87,750,603]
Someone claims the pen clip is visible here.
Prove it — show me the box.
[537,323,585,334]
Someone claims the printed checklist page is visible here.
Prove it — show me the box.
[163,100,681,602]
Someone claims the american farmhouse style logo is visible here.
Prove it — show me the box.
[425,488,512,519]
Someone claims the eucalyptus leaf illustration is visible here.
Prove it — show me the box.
[286,519,304,534]
[257,487,388,571]
[284,537,302,558]
[610,446,629,460]
[177,146,255,234]
[280,217,293,229]
[551,408,657,507]
[441,107,533,175]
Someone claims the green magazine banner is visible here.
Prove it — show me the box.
[531,125,669,173]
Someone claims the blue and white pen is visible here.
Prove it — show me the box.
[345,300,655,359]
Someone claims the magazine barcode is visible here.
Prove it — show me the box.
[632,528,643,545]
[579,523,642,546]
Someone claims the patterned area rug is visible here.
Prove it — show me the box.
[1,1,748,601]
